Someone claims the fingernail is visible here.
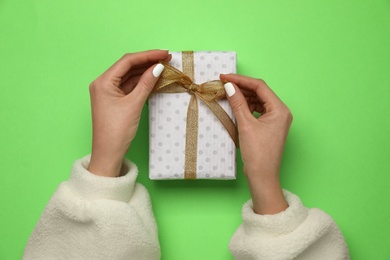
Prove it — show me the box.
[224,82,235,97]
[152,63,164,77]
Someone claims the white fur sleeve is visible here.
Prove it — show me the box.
[229,190,349,260]
[23,156,160,260]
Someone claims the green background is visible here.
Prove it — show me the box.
[1,0,389,259]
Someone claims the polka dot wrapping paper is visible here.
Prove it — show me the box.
[149,51,237,180]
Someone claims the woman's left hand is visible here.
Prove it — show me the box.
[88,50,170,177]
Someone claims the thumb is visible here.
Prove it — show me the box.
[224,82,251,125]
[130,63,165,105]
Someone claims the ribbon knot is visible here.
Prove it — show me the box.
[151,59,238,179]
[188,83,197,93]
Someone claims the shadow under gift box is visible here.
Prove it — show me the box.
[149,51,237,180]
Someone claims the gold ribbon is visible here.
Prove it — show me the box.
[152,51,238,179]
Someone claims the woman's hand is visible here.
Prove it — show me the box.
[221,74,292,215]
[88,50,170,177]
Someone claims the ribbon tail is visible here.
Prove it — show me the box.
[200,98,239,148]
[184,95,198,179]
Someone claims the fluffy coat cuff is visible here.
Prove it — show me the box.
[229,190,349,260]
[241,190,308,236]
[68,155,138,202]
[24,156,161,260]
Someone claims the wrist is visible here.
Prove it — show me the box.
[88,150,125,177]
[245,171,288,215]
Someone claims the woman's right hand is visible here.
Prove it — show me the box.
[220,74,293,215]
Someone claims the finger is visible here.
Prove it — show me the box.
[249,102,265,114]
[220,74,282,106]
[120,66,149,85]
[120,54,172,84]
[121,75,142,94]
[245,96,261,103]
[129,63,165,105]
[127,54,172,71]
[104,50,170,79]
[248,103,257,114]
[223,82,253,125]
[243,94,265,114]
[241,88,257,98]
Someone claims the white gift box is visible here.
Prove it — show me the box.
[149,51,237,180]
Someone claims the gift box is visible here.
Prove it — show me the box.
[149,51,237,180]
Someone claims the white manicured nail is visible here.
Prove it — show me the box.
[152,64,164,77]
[224,82,235,97]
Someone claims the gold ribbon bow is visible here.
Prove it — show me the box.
[152,52,238,179]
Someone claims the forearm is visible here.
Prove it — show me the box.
[244,152,288,215]
[246,172,288,215]
[88,125,130,178]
